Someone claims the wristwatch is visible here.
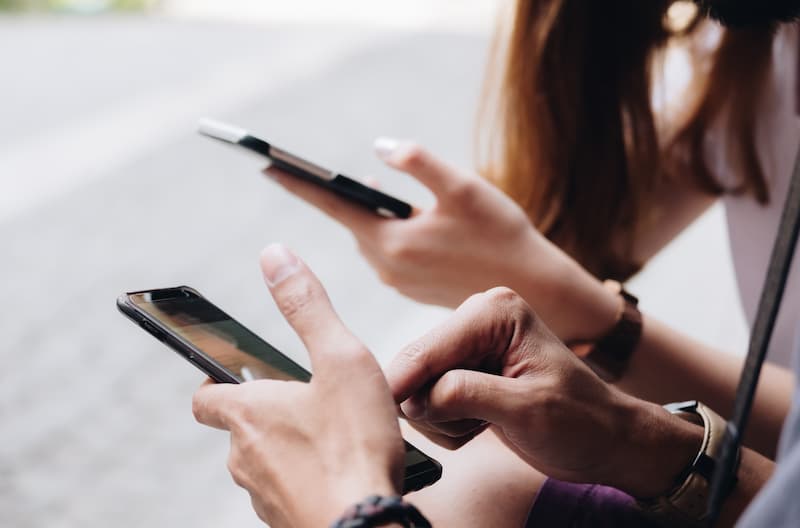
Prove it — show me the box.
[570,280,642,382]
[638,400,739,527]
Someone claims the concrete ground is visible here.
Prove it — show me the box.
[0,13,747,528]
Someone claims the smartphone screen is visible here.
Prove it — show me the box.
[129,291,310,383]
[119,287,441,491]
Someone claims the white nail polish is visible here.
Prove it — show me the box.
[374,137,399,160]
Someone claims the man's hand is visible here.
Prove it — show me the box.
[387,287,704,499]
[192,244,405,528]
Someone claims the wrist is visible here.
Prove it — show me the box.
[515,232,619,343]
[316,477,400,527]
[606,397,704,499]
[329,494,429,528]
[560,273,621,343]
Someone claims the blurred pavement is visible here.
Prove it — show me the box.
[0,13,747,528]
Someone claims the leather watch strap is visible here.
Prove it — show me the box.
[639,401,738,527]
[570,280,642,382]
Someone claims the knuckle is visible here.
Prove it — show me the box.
[275,281,317,320]
[226,453,250,489]
[191,393,205,422]
[377,267,401,288]
[484,286,520,306]
[398,340,427,369]
[437,372,469,408]
[236,429,260,456]
[462,286,518,317]
[337,338,373,366]
[459,290,487,311]
[224,397,253,429]
[448,178,480,204]
[484,286,532,320]
[530,384,564,423]
[382,238,414,261]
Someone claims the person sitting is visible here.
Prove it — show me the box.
[191,0,800,526]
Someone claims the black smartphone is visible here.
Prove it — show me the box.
[117,286,441,493]
[198,118,413,219]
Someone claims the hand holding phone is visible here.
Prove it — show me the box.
[189,245,409,526]
[118,246,441,506]
[198,118,412,219]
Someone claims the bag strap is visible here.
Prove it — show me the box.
[707,141,800,522]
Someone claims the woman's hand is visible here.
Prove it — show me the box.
[386,287,704,499]
[192,244,405,528]
[265,140,618,343]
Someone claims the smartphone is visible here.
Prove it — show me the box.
[198,118,413,219]
[117,286,442,493]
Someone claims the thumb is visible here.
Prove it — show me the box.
[373,138,461,198]
[403,369,518,426]
[260,243,372,378]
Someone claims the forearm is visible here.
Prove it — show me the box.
[617,316,793,457]
[610,397,774,527]
[514,242,793,457]
[715,447,775,527]
[512,231,621,344]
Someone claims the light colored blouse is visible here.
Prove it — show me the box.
[718,23,800,367]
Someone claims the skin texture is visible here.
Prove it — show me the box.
[385,287,705,498]
[267,141,794,458]
[383,289,774,528]
[265,142,619,345]
[192,245,403,528]
[191,249,774,526]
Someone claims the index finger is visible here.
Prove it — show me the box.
[192,381,240,430]
[387,289,517,403]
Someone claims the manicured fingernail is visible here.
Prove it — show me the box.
[363,175,381,189]
[374,137,399,160]
[260,243,301,287]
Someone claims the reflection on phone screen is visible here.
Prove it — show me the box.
[129,290,431,473]
[130,292,310,383]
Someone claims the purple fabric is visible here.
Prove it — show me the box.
[525,478,660,528]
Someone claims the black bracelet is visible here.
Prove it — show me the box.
[330,495,431,528]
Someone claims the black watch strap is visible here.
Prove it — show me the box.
[331,495,431,528]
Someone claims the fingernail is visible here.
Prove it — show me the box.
[402,398,426,420]
[260,243,301,287]
[374,137,399,160]
[363,175,381,189]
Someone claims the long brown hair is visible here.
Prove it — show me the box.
[480,0,774,279]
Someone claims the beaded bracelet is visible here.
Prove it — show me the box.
[330,495,432,528]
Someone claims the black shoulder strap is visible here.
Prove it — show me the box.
[707,141,800,522]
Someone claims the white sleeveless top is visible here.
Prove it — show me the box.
[715,24,800,367]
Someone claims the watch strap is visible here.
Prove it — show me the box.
[331,495,431,528]
[571,280,642,382]
[638,401,738,527]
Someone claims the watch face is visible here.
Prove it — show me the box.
[640,402,738,525]
[664,400,700,414]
